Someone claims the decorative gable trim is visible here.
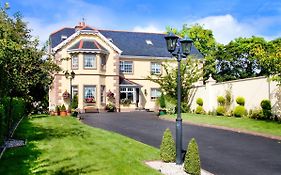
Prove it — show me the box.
[52,30,122,54]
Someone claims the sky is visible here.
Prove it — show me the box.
[4,0,281,44]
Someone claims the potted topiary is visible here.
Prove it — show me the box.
[105,103,116,112]
[60,104,67,116]
[158,93,166,115]
[55,105,60,116]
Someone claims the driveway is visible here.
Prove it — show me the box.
[81,112,281,175]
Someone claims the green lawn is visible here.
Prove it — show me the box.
[162,113,281,137]
[0,115,160,175]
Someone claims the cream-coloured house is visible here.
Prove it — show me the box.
[48,22,202,112]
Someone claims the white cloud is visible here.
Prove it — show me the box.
[132,25,164,33]
[193,14,256,44]
[23,0,116,46]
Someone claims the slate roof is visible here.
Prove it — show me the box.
[50,27,203,58]
[68,39,108,52]
[119,77,142,87]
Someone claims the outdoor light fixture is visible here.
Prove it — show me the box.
[64,70,76,103]
[164,33,193,165]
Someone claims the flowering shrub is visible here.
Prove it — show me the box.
[84,97,96,103]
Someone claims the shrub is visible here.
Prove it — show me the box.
[71,94,78,109]
[233,106,246,117]
[216,106,225,116]
[0,104,6,145]
[236,96,245,106]
[60,104,66,111]
[249,108,264,120]
[217,96,226,106]
[105,103,116,112]
[196,98,203,106]
[160,128,176,162]
[260,99,272,119]
[195,106,204,114]
[55,105,60,113]
[159,93,166,109]
[184,138,201,175]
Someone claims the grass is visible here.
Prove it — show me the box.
[162,113,281,137]
[0,115,161,175]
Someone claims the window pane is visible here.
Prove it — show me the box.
[72,56,78,69]
[120,92,126,99]
[151,88,161,100]
[127,92,133,101]
[84,86,96,99]
[151,62,161,74]
[100,85,105,103]
[84,55,96,68]
[120,61,133,73]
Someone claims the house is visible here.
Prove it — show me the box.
[48,22,202,112]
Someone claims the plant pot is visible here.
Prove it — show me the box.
[159,109,167,116]
[60,111,67,117]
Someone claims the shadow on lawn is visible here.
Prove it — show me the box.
[0,116,96,175]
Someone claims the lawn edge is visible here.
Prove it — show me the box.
[160,116,281,141]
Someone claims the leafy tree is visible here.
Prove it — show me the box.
[167,24,217,82]
[214,37,268,82]
[148,57,202,111]
[0,7,60,116]
[260,38,281,85]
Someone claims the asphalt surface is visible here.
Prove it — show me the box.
[81,112,281,175]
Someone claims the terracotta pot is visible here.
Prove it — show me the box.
[60,111,67,117]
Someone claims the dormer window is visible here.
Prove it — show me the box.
[146,40,153,45]
[108,38,113,42]
[61,35,67,41]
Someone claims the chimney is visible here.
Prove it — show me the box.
[75,21,86,31]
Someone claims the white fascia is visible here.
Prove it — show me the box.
[52,30,122,55]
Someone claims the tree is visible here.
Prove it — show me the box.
[148,57,202,112]
[0,7,60,112]
[259,38,281,85]
[167,24,218,81]
[214,37,268,82]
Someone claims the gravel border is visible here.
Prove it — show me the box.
[145,161,214,175]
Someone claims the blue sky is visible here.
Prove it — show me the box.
[5,0,281,44]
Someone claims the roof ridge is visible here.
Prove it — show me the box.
[50,27,74,36]
[98,28,166,35]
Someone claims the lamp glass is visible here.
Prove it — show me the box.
[180,37,193,55]
[165,32,179,53]
[64,71,69,78]
[71,71,75,79]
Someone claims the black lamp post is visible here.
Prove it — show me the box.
[65,70,76,104]
[165,32,193,164]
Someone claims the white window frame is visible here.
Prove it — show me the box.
[120,87,136,103]
[84,86,96,100]
[151,62,161,74]
[84,54,96,69]
[100,85,106,103]
[151,88,161,100]
[72,56,79,70]
[120,61,133,74]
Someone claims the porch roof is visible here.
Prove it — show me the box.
[119,77,142,87]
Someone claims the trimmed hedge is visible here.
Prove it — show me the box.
[217,96,226,106]
[196,98,203,106]
[233,106,246,118]
[216,106,225,116]
[236,96,245,106]
[184,138,201,175]
[160,128,176,162]
[260,99,272,119]
[195,106,205,114]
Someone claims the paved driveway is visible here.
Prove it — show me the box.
[82,112,281,175]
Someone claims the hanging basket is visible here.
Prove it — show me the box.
[63,91,70,99]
